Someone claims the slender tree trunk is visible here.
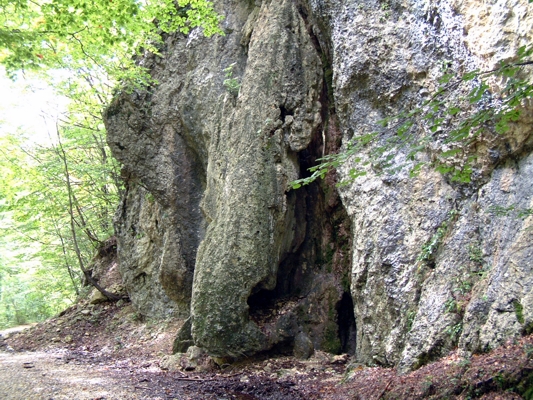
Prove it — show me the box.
[55,127,124,302]
[54,224,80,296]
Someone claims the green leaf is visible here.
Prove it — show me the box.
[440,148,462,158]
[448,106,461,116]
[451,165,472,183]
[434,163,454,174]
[348,169,367,179]
[409,162,426,178]
[462,70,479,81]
[378,118,389,128]
[439,73,453,84]
[468,82,489,103]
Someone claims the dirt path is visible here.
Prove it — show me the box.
[0,350,162,400]
[0,349,320,400]
[0,324,37,337]
[0,309,327,400]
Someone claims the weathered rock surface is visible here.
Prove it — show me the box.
[105,0,533,371]
[106,0,352,359]
[326,0,533,371]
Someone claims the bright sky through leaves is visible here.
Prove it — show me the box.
[0,67,68,144]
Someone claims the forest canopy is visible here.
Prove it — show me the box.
[0,0,222,78]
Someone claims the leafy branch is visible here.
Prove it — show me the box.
[291,44,533,189]
[0,0,224,90]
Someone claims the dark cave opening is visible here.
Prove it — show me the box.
[247,253,302,326]
[247,287,279,324]
[337,291,357,355]
[246,285,298,357]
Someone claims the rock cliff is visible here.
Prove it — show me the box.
[105,0,533,370]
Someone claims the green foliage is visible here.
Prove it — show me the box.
[445,298,459,314]
[468,243,484,264]
[379,1,391,21]
[0,0,223,327]
[291,45,533,189]
[0,0,223,86]
[0,114,120,327]
[417,209,458,265]
[445,322,463,341]
[145,192,155,203]
[487,203,533,219]
[223,63,240,96]
[0,255,74,328]
[0,56,126,324]
[456,280,472,295]
[418,225,446,263]
[514,300,525,324]
[290,132,376,189]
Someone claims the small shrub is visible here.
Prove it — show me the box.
[445,322,462,341]
[445,298,458,313]
[468,244,484,264]
[453,278,472,295]
[223,63,241,96]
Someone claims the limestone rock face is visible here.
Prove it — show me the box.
[317,0,533,371]
[105,0,533,369]
[113,185,191,318]
[190,0,324,357]
[106,0,352,358]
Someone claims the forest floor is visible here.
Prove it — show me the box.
[1,299,533,399]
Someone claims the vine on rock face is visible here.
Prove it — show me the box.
[290,44,533,189]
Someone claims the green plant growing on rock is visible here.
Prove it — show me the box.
[223,63,241,96]
[417,209,458,265]
[445,298,459,314]
[145,193,155,203]
[418,226,446,263]
[290,44,533,189]
[514,300,525,324]
[445,322,462,341]
[453,277,472,296]
[468,243,484,264]
[487,204,533,220]
[379,1,391,21]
